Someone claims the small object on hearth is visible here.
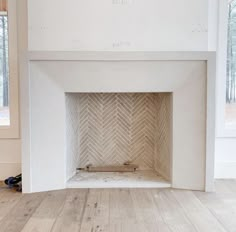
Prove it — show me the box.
[77,163,138,173]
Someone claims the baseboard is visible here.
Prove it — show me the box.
[215,162,236,179]
[0,163,21,180]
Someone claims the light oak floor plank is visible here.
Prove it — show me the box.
[214,180,233,193]
[0,180,236,232]
[21,190,67,232]
[151,189,198,232]
[0,187,23,222]
[0,192,46,232]
[195,191,236,232]
[129,189,171,232]
[50,189,88,232]
[79,189,110,232]
[223,179,236,193]
[48,189,88,232]
[109,189,141,232]
[172,189,226,232]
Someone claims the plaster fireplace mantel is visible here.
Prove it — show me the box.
[20,51,216,193]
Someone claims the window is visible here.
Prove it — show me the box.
[0,0,19,138]
[226,0,236,128]
[0,0,9,126]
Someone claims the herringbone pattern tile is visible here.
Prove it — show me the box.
[66,93,171,180]
[154,94,172,180]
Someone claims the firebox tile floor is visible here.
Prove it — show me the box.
[0,180,235,232]
[67,170,171,188]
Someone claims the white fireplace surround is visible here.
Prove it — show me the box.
[20,51,216,193]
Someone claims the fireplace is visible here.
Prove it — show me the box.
[20,52,216,193]
[66,93,171,188]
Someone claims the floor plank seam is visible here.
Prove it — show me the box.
[170,191,204,232]
[152,189,194,232]
[154,191,174,231]
[170,192,199,232]
[0,191,23,226]
[78,189,89,232]
[50,189,70,232]
[193,192,231,232]
[19,193,48,232]
[172,190,227,232]
[1,192,47,232]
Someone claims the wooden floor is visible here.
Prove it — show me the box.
[0,180,236,232]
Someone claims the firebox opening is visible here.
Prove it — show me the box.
[66,93,172,188]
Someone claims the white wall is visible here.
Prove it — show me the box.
[215,138,236,178]
[215,140,236,179]
[28,0,209,51]
[0,140,21,180]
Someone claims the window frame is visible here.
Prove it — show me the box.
[0,0,19,138]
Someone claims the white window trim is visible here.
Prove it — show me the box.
[0,0,19,138]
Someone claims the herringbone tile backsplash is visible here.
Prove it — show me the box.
[66,93,171,180]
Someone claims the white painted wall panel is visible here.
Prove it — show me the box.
[215,138,236,178]
[28,0,208,51]
[0,139,21,179]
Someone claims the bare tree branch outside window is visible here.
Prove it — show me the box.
[227,0,236,103]
[0,13,9,126]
